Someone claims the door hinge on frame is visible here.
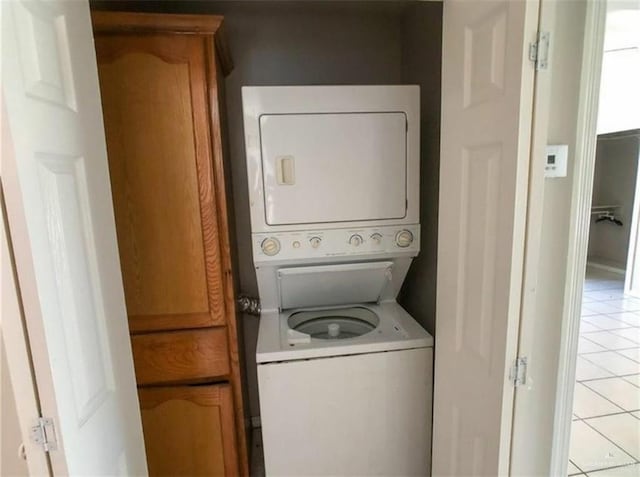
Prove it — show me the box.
[510,357,528,387]
[529,31,550,70]
[30,417,57,452]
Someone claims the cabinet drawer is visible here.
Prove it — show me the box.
[132,328,229,385]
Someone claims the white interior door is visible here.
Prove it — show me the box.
[1,0,147,475]
[433,0,539,475]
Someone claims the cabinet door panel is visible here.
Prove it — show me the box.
[95,34,225,332]
[139,385,239,476]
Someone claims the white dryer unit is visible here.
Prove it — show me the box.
[243,85,420,233]
[243,85,432,476]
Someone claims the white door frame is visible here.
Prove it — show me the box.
[624,130,640,298]
[1,183,51,477]
[2,94,51,477]
[549,1,607,474]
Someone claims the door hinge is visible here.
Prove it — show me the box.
[30,417,57,452]
[529,31,550,70]
[510,357,528,387]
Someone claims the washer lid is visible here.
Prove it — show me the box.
[277,262,393,309]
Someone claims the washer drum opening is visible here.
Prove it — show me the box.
[288,307,380,340]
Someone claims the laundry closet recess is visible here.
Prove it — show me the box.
[90,1,443,475]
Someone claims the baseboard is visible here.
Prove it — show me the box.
[251,416,261,428]
[586,260,625,275]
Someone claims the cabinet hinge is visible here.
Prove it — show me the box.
[510,357,528,387]
[529,31,550,70]
[30,417,57,452]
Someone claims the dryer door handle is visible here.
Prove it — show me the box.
[276,156,296,185]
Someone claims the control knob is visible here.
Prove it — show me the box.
[349,234,363,247]
[309,237,322,249]
[261,237,281,256]
[395,230,414,248]
[370,233,383,245]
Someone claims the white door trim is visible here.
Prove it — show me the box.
[624,131,640,296]
[549,1,607,474]
[1,183,51,476]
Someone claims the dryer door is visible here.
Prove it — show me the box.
[259,112,407,226]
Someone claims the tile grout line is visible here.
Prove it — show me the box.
[609,348,640,366]
[578,369,640,387]
[579,332,638,351]
[569,458,586,476]
[577,361,640,411]
[579,350,640,369]
[570,274,638,474]
[580,406,639,470]
[578,308,640,467]
[573,409,632,422]
[579,347,640,360]
[582,462,640,476]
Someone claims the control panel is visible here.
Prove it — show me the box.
[252,224,420,262]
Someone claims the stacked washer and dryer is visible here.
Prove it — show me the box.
[242,85,433,476]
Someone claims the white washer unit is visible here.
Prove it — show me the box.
[243,85,433,476]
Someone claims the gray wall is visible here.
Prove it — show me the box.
[91,0,443,420]
[397,3,442,337]
[587,131,640,269]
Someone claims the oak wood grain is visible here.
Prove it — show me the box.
[131,328,229,385]
[91,11,233,75]
[92,11,222,34]
[205,41,250,477]
[139,384,239,476]
[128,312,214,334]
[96,34,227,332]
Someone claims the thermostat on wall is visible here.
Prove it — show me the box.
[545,144,568,178]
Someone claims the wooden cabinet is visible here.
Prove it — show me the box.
[95,29,225,334]
[92,12,247,476]
[139,385,239,477]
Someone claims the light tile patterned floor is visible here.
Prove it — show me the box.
[569,267,640,476]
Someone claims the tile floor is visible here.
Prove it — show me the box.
[568,267,640,476]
